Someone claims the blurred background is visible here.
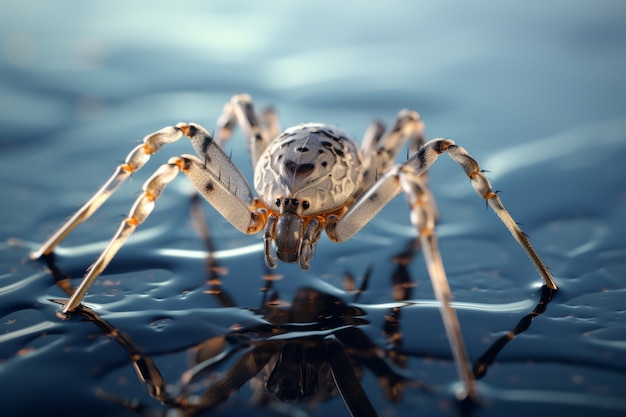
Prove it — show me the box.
[1,1,625,416]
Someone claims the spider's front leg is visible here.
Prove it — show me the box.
[328,162,477,400]
[31,94,276,262]
[329,138,557,291]
[439,140,558,290]
[61,124,267,313]
[398,167,478,400]
[327,138,558,400]
[30,125,186,259]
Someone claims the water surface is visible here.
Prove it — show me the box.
[1,1,625,416]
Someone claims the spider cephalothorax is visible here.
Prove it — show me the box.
[32,93,558,401]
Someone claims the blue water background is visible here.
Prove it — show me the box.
[1,1,625,416]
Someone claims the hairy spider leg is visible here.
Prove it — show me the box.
[399,167,478,400]
[359,109,438,221]
[31,94,277,261]
[442,142,557,290]
[327,138,557,291]
[30,125,185,259]
[215,93,277,166]
[326,138,558,399]
[61,124,268,313]
[360,109,425,192]
[32,92,283,311]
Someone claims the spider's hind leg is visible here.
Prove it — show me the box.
[360,109,425,192]
[215,94,279,168]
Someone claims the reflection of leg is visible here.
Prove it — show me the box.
[343,267,371,303]
[63,303,173,405]
[189,190,278,311]
[65,300,276,414]
[390,238,419,302]
[473,285,556,379]
[189,193,235,308]
[42,253,73,296]
[327,338,378,417]
[384,238,420,371]
[191,343,278,412]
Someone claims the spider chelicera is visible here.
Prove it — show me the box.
[31,94,558,400]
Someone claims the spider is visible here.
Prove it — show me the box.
[31,93,558,401]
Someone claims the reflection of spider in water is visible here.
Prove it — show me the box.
[64,269,410,417]
[48,235,555,417]
[33,94,558,400]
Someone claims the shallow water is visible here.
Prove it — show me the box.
[1,1,626,416]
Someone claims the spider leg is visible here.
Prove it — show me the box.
[260,106,281,143]
[215,93,277,167]
[328,138,556,290]
[407,139,558,288]
[360,119,386,159]
[30,125,185,259]
[326,163,405,243]
[327,160,477,399]
[179,124,260,225]
[32,94,278,256]
[60,159,183,312]
[360,109,425,192]
[358,109,439,222]
[62,127,267,313]
[398,167,477,400]
[327,136,558,399]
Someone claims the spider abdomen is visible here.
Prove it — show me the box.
[254,123,363,216]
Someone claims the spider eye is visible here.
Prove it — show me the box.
[302,201,310,210]
[275,198,281,207]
